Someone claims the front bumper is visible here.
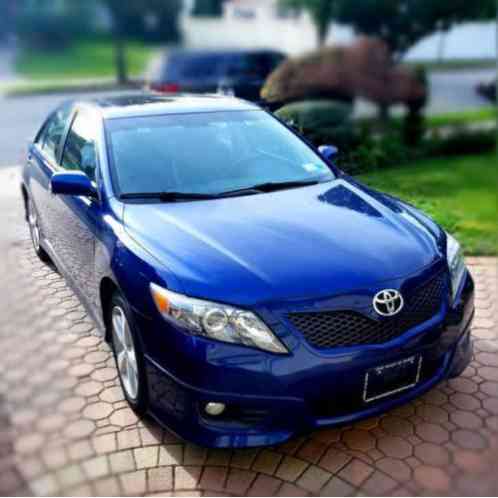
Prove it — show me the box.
[143,272,474,448]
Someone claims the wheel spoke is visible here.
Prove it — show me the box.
[123,320,133,351]
[128,365,138,398]
[32,225,40,248]
[127,348,138,375]
[112,311,126,350]
[28,201,40,250]
[117,350,127,376]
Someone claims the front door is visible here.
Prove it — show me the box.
[51,109,102,305]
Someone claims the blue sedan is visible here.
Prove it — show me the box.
[21,95,474,448]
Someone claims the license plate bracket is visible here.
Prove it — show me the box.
[363,355,422,403]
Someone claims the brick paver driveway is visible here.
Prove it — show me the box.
[1,167,497,496]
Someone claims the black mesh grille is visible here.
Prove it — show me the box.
[287,271,447,349]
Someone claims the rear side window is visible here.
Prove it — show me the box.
[162,53,225,80]
[61,112,98,181]
[226,54,267,78]
[266,52,285,72]
[37,105,72,163]
[226,53,285,78]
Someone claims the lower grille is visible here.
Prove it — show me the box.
[287,271,447,349]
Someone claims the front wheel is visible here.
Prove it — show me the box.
[110,292,148,414]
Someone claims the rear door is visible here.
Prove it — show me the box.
[27,103,73,253]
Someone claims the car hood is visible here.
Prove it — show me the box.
[123,178,444,306]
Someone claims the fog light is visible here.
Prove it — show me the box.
[205,402,226,416]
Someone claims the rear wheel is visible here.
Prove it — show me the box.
[110,292,148,414]
[27,197,50,262]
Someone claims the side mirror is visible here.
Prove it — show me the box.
[50,171,97,198]
[318,145,339,162]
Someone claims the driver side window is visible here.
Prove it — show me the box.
[61,111,98,181]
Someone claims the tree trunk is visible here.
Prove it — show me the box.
[437,30,447,63]
[317,22,329,47]
[318,29,327,47]
[378,104,390,124]
[114,32,128,85]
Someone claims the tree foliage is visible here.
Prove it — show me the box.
[336,0,496,60]
[103,0,182,43]
[280,0,337,45]
[0,0,17,41]
[192,0,225,17]
[14,0,98,49]
[101,0,182,83]
[280,0,495,56]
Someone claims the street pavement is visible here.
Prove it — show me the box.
[427,69,495,114]
[0,167,497,496]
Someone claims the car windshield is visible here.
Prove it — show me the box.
[105,110,335,197]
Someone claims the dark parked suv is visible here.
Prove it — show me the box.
[148,49,285,102]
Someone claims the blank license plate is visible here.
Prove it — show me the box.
[363,355,422,403]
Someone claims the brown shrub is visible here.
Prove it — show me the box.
[261,37,427,109]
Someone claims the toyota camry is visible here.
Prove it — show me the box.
[21,95,474,447]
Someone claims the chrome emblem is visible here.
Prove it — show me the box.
[373,289,404,317]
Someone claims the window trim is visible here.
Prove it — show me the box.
[58,109,78,167]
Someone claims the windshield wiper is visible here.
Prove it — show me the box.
[219,179,321,197]
[120,180,322,202]
[120,191,218,201]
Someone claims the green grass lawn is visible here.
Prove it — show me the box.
[358,107,497,132]
[15,40,158,80]
[406,58,496,71]
[425,107,497,129]
[358,154,497,256]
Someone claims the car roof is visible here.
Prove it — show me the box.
[80,93,260,120]
[166,48,285,57]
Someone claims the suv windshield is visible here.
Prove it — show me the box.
[105,110,335,197]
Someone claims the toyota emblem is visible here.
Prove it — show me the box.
[373,289,404,317]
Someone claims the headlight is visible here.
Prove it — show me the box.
[446,233,466,301]
[150,283,288,354]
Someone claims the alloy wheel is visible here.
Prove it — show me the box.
[112,306,139,401]
[28,198,41,252]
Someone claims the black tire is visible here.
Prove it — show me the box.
[109,292,148,415]
[27,196,51,263]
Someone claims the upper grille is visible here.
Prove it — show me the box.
[287,271,447,349]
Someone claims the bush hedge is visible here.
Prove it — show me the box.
[272,99,496,175]
[275,100,356,150]
[337,128,496,175]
